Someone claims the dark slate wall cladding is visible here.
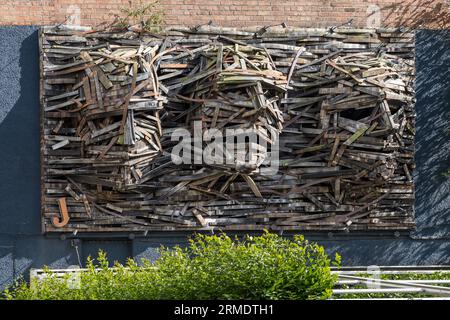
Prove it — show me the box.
[413,29,450,239]
[0,27,449,290]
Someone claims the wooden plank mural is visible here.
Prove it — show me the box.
[40,25,416,233]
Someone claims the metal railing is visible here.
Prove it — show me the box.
[30,265,450,299]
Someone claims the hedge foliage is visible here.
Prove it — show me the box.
[4,231,340,300]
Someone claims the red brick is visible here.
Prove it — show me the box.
[0,0,447,29]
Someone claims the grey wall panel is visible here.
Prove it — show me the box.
[13,236,77,280]
[0,27,449,290]
[317,239,450,266]
[0,27,41,237]
[81,240,132,266]
[413,29,450,238]
[0,244,14,291]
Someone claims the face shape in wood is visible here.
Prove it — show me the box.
[170,45,286,176]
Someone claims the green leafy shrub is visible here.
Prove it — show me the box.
[3,231,340,300]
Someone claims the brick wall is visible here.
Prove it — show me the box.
[0,1,448,29]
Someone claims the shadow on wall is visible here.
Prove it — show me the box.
[0,28,40,236]
[380,0,450,28]
[0,27,79,290]
[319,239,450,265]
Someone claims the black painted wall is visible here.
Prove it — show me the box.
[0,27,449,290]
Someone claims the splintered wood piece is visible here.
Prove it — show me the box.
[51,139,70,150]
[380,99,396,129]
[81,194,92,218]
[192,208,208,227]
[242,174,263,198]
[160,63,189,69]
[303,192,326,210]
[334,178,341,202]
[403,164,412,182]
[343,127,368,146]
[93,71,104,109]
[65,184,80,201]
[328,136,340,167]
